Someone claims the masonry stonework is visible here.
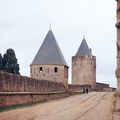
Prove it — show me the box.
[68,84,91,92]
[0,71,65,92]
[116,0,120,95]
[72,55,96,89]
[0,72,91,107]
[30,65,68,89]
[96,83,109,92]
[115,0,120,111]
[0,92,70,107]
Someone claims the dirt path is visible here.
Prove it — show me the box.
[0,92,114,120]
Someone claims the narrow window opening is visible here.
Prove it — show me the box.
[39,67,42,72]
[54,67,58,72]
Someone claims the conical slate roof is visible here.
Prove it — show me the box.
[76,38,92,56]
[31,30,68,67]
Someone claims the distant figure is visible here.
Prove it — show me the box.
[86,89,88,94]
[83,89,85,94]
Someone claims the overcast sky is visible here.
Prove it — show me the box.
[0,0,117,87]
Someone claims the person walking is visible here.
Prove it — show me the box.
[86,89,88,94]
[83,89,85,94]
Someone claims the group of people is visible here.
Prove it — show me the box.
[83,88,89,94]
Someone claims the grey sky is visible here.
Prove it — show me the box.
[0,0,117,87]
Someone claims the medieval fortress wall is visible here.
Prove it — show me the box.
[115,0,120,111]
[0,72,65,93]
[116,0,120,98]
[0,71,91,107]
[0,72,114,107]
[0,71,112,107]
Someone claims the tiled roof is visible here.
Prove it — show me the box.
[76,38,92,56]
[30,30,68,67]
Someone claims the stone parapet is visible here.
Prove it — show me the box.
[68,84,92,92]
[0,91,69,107]
[0,71,65,92]
[96,82,109,92]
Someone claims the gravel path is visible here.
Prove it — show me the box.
[0,92,114,120]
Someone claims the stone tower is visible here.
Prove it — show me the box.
[30,29,69,88]
[72,38,96,89]
[115,0,120,110]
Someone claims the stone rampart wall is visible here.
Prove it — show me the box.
[96,82,109,92]
[0,71,65,92]
[0,92,69,107]
[68,84,92,92]
[0,72,116,107]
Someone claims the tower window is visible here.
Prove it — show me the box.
[39,67,42,72]
[54,67,58,72]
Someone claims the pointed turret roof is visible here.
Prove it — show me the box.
[76,38,92,56]
[31,30,68,67]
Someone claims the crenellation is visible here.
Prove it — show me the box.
[0,72,66,93]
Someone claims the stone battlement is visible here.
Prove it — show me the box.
[72,55,96,61]
[0,71,65,92]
